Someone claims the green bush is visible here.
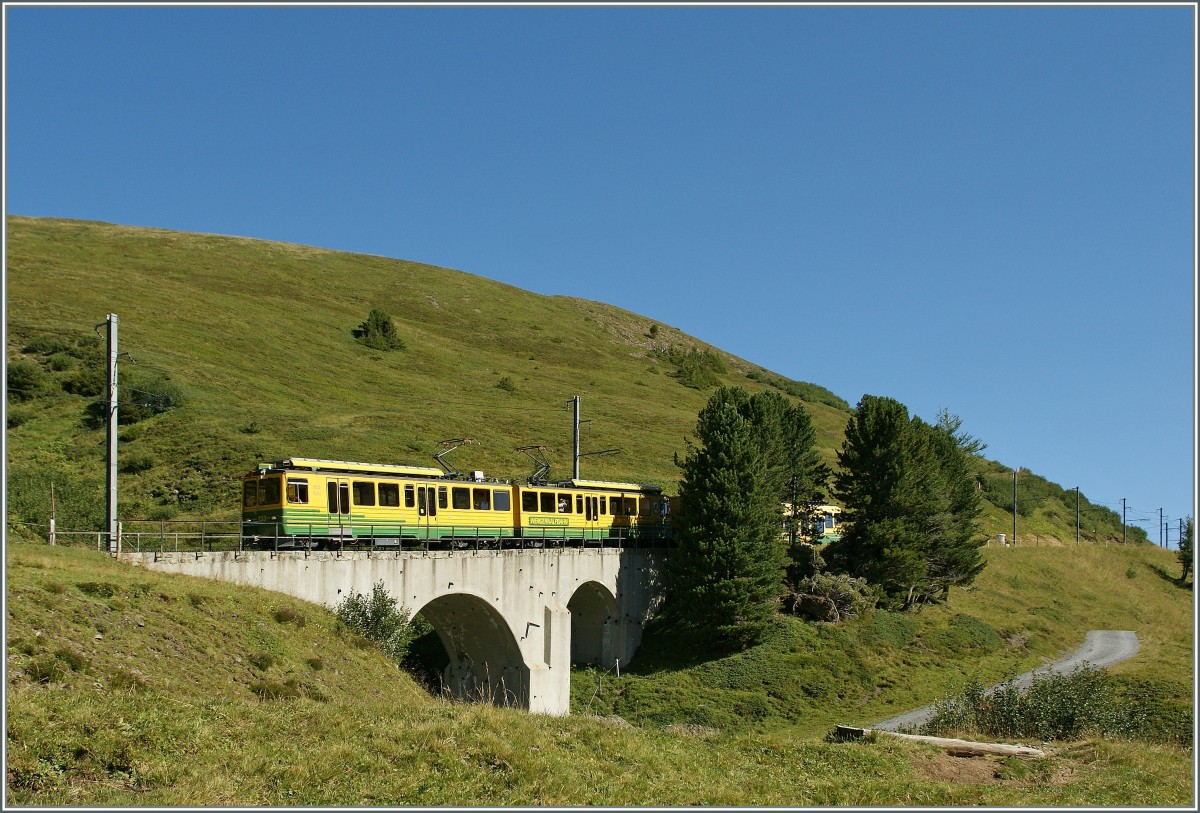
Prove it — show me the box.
[859,610,920,649]
[335,580,415,666]
[924,613,1003,655]
[21,335,72,355]
[922,665,1189,744]
[787,572,876,623]
[662,346,726,390]
[7,360,47,401]
[119,451,156,474]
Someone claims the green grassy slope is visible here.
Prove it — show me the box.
[5,216,1138,547]
[5,540,1191,806]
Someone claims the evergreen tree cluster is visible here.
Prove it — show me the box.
[824,395,986,609]
[664,387,989,650]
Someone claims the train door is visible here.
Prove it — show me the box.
[584,494,601,543]
[415,483,439,540]
[326,478,351,540]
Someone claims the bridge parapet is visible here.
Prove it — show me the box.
[121,548,664,715]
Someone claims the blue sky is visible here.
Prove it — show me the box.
[4,3,1196,546]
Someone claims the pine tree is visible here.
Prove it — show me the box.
[1178,517,1193,583]
[828,396,988,608]
[922,412,986,597]
[352,308,406,351]
[826,395,932,607]
[665,390,785,645]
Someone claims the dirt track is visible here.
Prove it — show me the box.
[869,630,1141,732]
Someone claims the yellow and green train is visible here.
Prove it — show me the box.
[241,457,674,550]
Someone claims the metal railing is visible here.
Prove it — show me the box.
[27,519,674,554]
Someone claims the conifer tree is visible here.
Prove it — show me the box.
[666,389,785,645]
[826,395,932,607]
[1178,517,1193,583]
[922,412,986,596]
[827,396,988,608]
[352,308,406,351]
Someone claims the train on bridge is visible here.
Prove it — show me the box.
[241,455,674,550]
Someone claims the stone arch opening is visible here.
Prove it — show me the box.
[410,592,528,708]
[567,581,621,667]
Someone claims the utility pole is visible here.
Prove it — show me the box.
[104,313,119,554]
[571,395,581,480]
[1121,498,1127,546]
[1012,468,1018,546]
[1159,508,1164,548]
[1075,486,1080,545]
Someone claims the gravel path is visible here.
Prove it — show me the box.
[869,630,1141,732]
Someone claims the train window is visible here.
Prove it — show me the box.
[558,493,572,513]
[639,497,651,517]
[540,492,555,513]
[600,496,607,515]
[624,497,637,516]
[379,483,400,507]
[523,491,538,512]
[404,484,415,508]
[452,487,470,510]
[473,488,491,510]
[352,481,375,506]
[243,481,257,508]
[262,478,281,506]
[286,479,309,504]
[438,486,448,509]
[576,494,584,514]
[493,490,511,511]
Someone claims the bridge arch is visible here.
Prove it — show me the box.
[414,591,527,707]
[568,580,621,667]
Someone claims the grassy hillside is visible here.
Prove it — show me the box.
[5,216,1139,547]
[6,539,1191,806]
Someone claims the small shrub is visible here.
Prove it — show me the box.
[187,592,206,607]
[662,346,726,390]
[22,335,72,355]
[787,572,876,623]
[249,679,302,700]
[335,580,415,666]
[26,655,66,684]
[76,581,118,598]
[352,308,406,351]
[119,451,156,474]
[247,652,276,671]
[859,610,920,649]
[273,607,307,627]
[7,360,47,401]
[495,377,518,393]
[306,657,325,671]
[53,648,90,673]
[109,669,149,693]
[41,580,67,595]
[1125,567,1137,579]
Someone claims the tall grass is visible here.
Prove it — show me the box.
[922,666,1192,745]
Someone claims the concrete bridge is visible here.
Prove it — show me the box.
[121,547,665,715]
